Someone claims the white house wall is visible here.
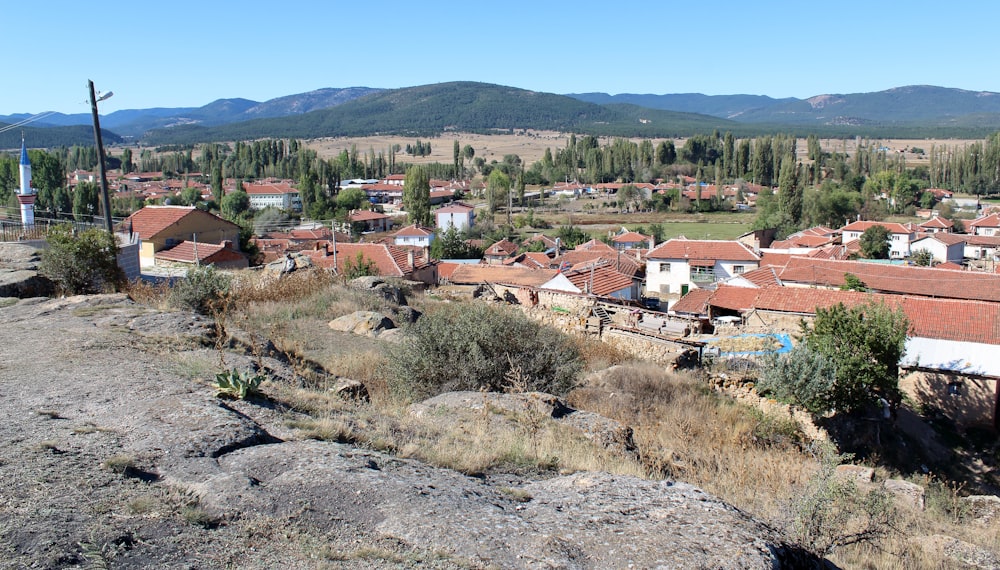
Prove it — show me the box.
[902,337,1000,378]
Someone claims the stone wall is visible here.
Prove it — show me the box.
[601,330,689,366]
[900,370,998,430]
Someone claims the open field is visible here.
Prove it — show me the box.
[304,133,987,169]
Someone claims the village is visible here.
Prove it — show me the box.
[23,156,991,436]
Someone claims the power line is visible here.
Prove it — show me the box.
[0,112,58,135]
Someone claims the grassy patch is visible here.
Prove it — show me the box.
[101,454,136,475]
[0,298,17,309]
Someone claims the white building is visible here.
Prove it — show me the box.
[393,224,435,248]
[645,238,760,309]
[434,202,475,232]
[909,234,965,265]
[244,181,302,212]
[840,220,917,259]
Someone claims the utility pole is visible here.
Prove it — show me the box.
[88,80,114,234]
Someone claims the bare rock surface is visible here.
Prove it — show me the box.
[329,310,396,337]
[0,242,53,298]
[0,294,808,569]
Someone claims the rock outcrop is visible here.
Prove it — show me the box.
[328,310,396,337]
[0,242,53,298]
[0,295,814,568]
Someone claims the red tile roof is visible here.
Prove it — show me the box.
[574,239,617,253]
[708,285,764,312]
[484,239,518,257]
[435,202,475,214]
[394,224,434,237]
[670,288,714,315]
[612,231,651,244]
[969,213,1000,229]
[841,220,915,234]
[564,264,634,296]
[648,238,759,262]
[301,243,417,277]
[155,241,246,265]
[736,266,782,287]
[120,206,239,240]
[777,257,1000,302]
[349,210,390,221]
[243,181,298,195]
[448,265,558,287]
[919,217,954,229]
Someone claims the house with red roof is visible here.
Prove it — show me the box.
[840,220,917,259]
[119,206,242,269]
[968,213,1000,237]
[434,202,475,232]
[645,238,760,308]
[918,215,954,234]
[349,210,393,233]
[155,241,248,270]
[301,242,437,284]
[483,239,519,264]
[612,230,653,251]
[393,224,435,248]
[963,235,1000,260]
[909,233,965,265]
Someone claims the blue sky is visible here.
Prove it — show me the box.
[5,1,996,115]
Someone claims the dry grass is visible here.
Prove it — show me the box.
[568,362,815,519]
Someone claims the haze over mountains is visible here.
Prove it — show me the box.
[4,82,1000,149]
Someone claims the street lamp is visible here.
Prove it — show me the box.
[88,80,114,234]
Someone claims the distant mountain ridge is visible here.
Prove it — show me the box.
[6,83,1000,148]
[568,85,1000,126]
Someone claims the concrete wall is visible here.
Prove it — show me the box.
[116,240,141,280]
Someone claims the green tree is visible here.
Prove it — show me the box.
[486,169,511,217]
[72,181,100,221]
[336,187,367,211]
[910,249,933,266]
[859,225,890,259]
[342,251,378,279]
[220,189,250,219]
[403,165,431,226]
[840,273,867,292]
[39,225,122,295]
[802,301,909,412]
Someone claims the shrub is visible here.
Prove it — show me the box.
[168,265,231,315]
[786,444,896,557]
[386,302,582,401]
[757,344,837,414]
[39,225,123,295]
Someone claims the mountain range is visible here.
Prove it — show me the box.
[4,83,1000,149]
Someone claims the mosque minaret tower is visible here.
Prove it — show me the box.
[18,136,36,227]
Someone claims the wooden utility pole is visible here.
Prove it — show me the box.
[88,80,114,234]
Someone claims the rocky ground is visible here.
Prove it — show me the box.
[0,293,818,569]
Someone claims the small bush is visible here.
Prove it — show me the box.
[168,265,231,315]
[757,344,837,414]
[386,302,582,401]
[39,225,123,295]
[786,444,897,557]
[214,368,265,399]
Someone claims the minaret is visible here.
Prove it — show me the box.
[18,136,36,227]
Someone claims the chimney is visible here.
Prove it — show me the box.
[407,249,415,269]
[648,235,655,250]
[314,241,320,250]
[423,246,430,264]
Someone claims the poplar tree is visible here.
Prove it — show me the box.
[403,165,431,226]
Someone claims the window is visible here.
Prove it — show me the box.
[659,263,671,273]
[732,265,746,275]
